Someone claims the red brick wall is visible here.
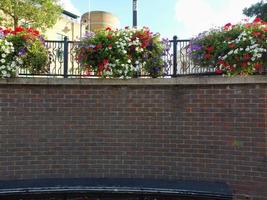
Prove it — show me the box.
[0,83,266,200]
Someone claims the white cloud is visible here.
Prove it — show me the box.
[59,0,81,16]
[175,0,260,38]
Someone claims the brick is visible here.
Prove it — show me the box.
[0,84,266,199]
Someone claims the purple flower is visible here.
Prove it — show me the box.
[0,30,4,38]
[38,35,45,45]
[83,31,95,39]
[190,44,202,51]
[18,48,27,56]
[162,38,171,52]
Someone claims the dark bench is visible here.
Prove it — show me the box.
[0,178,232,200]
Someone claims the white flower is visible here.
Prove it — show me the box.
[1,59,5,63]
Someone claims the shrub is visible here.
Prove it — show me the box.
[0,29,22,78]
[5,27,49,74]
[189,18,267,76]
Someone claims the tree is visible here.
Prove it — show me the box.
[0,0,62,31]
[243,0,267,22]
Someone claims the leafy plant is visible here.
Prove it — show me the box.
[189,18,267,76]
[243,0,267,22]
[6,26,49,74]
[0,32,22,78]
[0,0,62,31]
[76,27,168,78]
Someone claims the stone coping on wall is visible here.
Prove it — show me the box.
[0,76,267,86]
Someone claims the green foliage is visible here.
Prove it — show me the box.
[243,0,267,22]
[6,27,49,74]
[76,27,169,78]
[0,0,62,31]
[189,19,267,76]
[0,37,22,78]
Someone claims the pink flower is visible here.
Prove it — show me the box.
[103,59,109,66]
[253,32,261,37]
[253,18,262,23]
[228,43,235,48]
[204,54,211,59]
[224,23,232,30]
[215,69,223,75]
[206,46,214,52]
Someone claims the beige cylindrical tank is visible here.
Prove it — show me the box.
[81,11,120,33]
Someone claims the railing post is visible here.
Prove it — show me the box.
[172,36,178,77]
[63,36,69,78]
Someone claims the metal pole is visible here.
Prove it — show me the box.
[133,0,137,28]
[63,36,69,78]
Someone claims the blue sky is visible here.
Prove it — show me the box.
[61,0,261,39]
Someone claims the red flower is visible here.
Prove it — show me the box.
[141,43,148,48]
[218,61,226,66]
[244,23,252,28]
[215,69,223,75]
[108,44,113,49]
[95,44,103,49]
[107,34,112,39]
[33,30,39,36]
[98,63,104,72]
[253,32,261,37]
[253,17,262,23]
[3,28,12,35]
[103,59,109,66]
[241,62,248,68]
[14,26,25,33]
[204,54,211,59]
[26,27,39,36]
[206,46,214,52]
[228,43,235,48]
[125,26,129,29]
[224,23,232,30]
[105,27,112,31]
[243,54,251,61]
[254,63,262,69]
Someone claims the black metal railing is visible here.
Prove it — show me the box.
[19,36,216,78]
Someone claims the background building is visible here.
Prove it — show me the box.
[81,11,120,34]
[45,10,120,40]
[45,10,81,41]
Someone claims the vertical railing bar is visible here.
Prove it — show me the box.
[63,36,69,78]
[172,36,178,77]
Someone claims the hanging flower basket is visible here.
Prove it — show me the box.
[76,27,169,78]
[189,18,267,76]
